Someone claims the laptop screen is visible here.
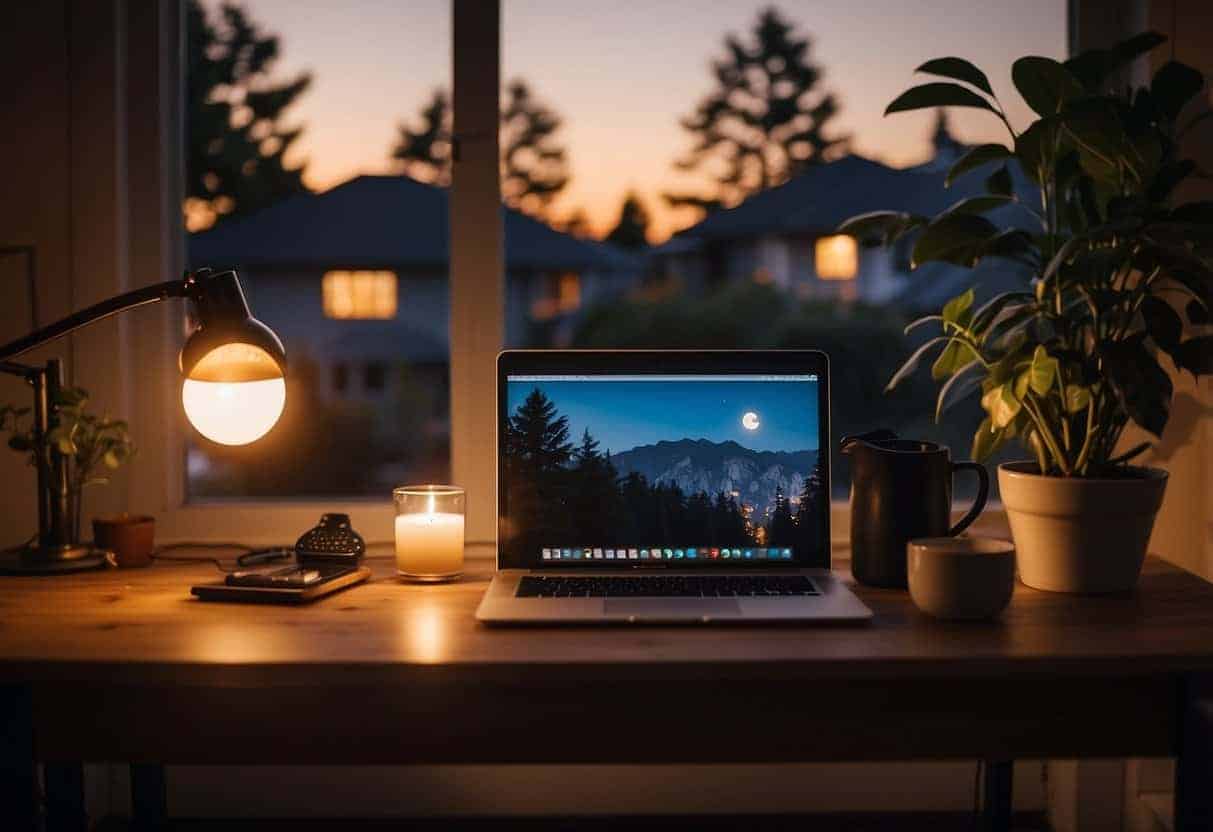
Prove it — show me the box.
[500,365,828,569]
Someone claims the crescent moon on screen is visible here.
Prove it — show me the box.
[741,411,760,431]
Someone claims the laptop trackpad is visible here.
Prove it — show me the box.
[604,598,743,619]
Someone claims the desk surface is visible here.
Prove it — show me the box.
[3,545,1213,765]
[2,545,1213,687]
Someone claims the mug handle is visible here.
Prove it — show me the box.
[948,461,990,536]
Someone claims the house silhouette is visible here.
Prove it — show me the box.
[652,112,1037,311]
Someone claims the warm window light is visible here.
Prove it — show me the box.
[182,343,286,446]
[815,234,858,281]
[530,272,582,321]
[323,270,398,319]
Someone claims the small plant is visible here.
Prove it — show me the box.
[1,387,135,535]
[841,32,1213,477]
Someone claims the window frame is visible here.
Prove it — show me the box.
[117,0,1006,548]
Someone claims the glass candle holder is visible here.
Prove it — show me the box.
[394,485,465,582]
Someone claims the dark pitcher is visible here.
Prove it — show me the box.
[841,430,990,589]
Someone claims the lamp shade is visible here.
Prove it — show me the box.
[179,270,287,446]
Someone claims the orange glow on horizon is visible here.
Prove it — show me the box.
[198,0,1066,244]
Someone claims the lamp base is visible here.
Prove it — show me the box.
[0,544,109,575]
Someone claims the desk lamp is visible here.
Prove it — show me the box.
[0,268,286,574]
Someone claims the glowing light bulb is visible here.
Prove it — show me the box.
[181,343,285,445]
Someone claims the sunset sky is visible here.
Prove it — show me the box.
[217,0,1066,241]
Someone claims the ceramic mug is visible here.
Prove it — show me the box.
[93,514,156,568]
[907,536,1015,620]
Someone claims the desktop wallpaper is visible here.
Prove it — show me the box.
[502,376,827,564]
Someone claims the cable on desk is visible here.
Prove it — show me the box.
[151,542,293,572]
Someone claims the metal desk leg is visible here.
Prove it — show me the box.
[982,759,1013,832]
[44,762,87,832]
[130,763,167,831]
[0,685,37,831]
[1176,679,1213,831]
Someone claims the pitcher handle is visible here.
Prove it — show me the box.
[948,461,990,536]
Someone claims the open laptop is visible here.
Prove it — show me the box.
[475,350,872,624]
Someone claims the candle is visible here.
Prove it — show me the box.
[394,485,465,582]
[395,512,464,579]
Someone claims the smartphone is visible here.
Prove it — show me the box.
[225,565,351,588]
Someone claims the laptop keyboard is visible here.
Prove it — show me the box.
[515,574,820,598]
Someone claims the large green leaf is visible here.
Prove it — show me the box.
[1027,345,1059,395]
[970,291,1034,334]
[981,382,1022,429]
[944,144,1012,188]
[971,417,1006,463]
[916,57,994,95]
[1142,295,1182,352]
[940,195,1017,217]
[1151,60,1205,121]
[911,214,999,267]
[941,287,975,328]
[935,359,984,422]
[886,336,950,392]
[1064,31,1167,91]
[932,339,978,381]
[836,210,926,244]
[1063,99,1135,181]
[1102,336,1172,437]
[1014,117,1060,184]
[885,82,1000,117]
[1064,384,1091,414]
[981,230,1037,264]
[985,165,1013,197]
[1012,56,1085,116]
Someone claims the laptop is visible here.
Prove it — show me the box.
[475,350,873,624]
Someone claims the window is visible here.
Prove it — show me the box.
[814,235,858,281]
[530,272,581,321]
[184,0,450,499]
[321,271,398,320]
[502,1,1067,500]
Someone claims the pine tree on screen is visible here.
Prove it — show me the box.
[185,0,312,230]
[664,7,848,219]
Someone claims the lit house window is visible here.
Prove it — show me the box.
[322,270,398,319]
[530,272,582,321]
[814,235,858,281]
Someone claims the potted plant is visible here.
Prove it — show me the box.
[1,386,135,546]
[840,33,1212,593]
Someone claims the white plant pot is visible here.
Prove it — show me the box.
[998,461,1168,594]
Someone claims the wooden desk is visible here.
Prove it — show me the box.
[2,546,1213,830]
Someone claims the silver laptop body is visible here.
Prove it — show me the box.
[476,350,872,624]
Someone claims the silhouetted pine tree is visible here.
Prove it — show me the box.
[604,192,651,249]
[569,430,622,542]
[664,7,848,219]
[390,79,570,218]
[768,483,796,545]
[504,389,574,545]
[390,88,451,186]
[794,459,826,553]
[186,0,311,229]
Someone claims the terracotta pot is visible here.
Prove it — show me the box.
[93,514,156,568]
[997,462,1167,594]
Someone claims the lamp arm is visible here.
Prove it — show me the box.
[0,278,190,363]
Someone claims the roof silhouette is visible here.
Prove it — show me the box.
[189,174,633,272]
[670,155,966,241]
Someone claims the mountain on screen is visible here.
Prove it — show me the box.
[609,438,816,515]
